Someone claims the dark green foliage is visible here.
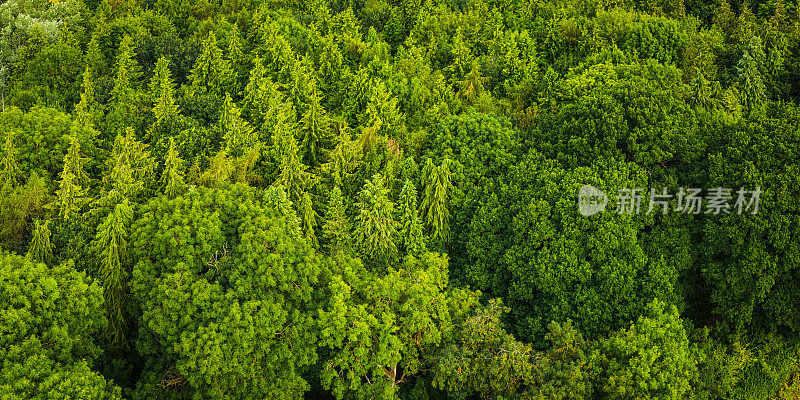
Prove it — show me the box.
[4,0,800,397]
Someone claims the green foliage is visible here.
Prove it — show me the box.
[354,173,399,263]
[93,200,133,345]
[273,110,311,203]
[0,253,121,399]
[220,92,257,156]
[3,0,800,398]
[160,137,186,198]
[319,252,479,399]
[433,299,535,399]
[103,128,155,201]
[129,185,324,399]
[301,190,319,246]
[25,219,53,264]
[397,179,425,255]
[0,130,21,186]
[420,158,453,244]
[106,35,144,135]
[149,56,179,122]
[187,32,236,98]
[594,299,699,400]
[322,186,351,253]
[0,106,75,180]
[0,172,50,252]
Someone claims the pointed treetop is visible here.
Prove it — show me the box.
[300,191,319,247]
[322,186,351,253]
[188,32,236,97]
[161,137,186,198]
[74,66,100,127]
[354,173,399,261]
[26,219,54,264]
[220,93,256,156]
[398,179,426,255]
[0,131,21,187]
[150,56,179,121]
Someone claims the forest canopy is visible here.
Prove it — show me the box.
[1,0,800,398]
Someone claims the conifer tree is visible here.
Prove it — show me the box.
[85,35,106,78]
[54,135,90,220]
[260,23,297,82]
[227,25,247,89]
[63,134,90,187]
[737,35,766,114]
[74,66,101,128]
[300,191,319,246]
[420,158,453,242]
[0,131,21,187]
[242,57,279,130]
[220,93,256,156]
[299,88,332,166]
[199,148,234,188]
[264,184,299,226]
[364,80,403,137]
[457,62,489,105]
[94,200,133,345]
[233,143,263,185]
[107,35,142,134]
[397,179,425,255]
[105,128,154,200]
[26,219,53,264]
[322,122,359,191]
[54,171,86,221]
[150,56,178,121]
[322,186,351,253]
[354,173,399,261]
[188,32,236,98]
[273,110,311,204]
[161,137,186,198]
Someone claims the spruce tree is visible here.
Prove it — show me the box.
[161,137,186,198]
[227,25,247,89]
[220,93,256,156]
[299,88,332,166]
[420,158,452,242]
[322,186,351,253]
[188,32,236,98]
[354,173,399,261]
[264,184,299,226]
[242,57,281,131]
[94,200,133,345]
[300,191,319,247]
[54,135,90,220]
[26,219,54,264]
[397,179,425,255]
[321,122,359,191]
[0,131,21,187]
[273,108,311,204]
[107,35,142,134]
[105,128,154,200]
[199,148,234,188]
[63,134,90,187]
[54,171,86,221]
[150,56,178,121]
[74,66,101,128]
[737,35,766,114]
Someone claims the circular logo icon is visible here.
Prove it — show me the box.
[578,185,607,216]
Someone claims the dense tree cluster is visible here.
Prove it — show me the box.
[1,0,800,398]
